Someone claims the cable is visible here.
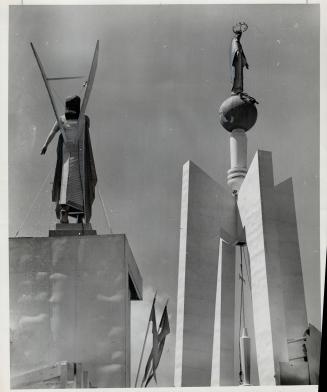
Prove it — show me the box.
[15,169,52,237]
[97,185,113,234]
[240,248,246,328]
[238,245,245,384]
[242,246,252,293]
[79,82,87,98]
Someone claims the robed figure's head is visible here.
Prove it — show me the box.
[65,95,81,120]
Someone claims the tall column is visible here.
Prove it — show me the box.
[227,129,248,193]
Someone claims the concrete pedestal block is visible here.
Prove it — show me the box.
[174,161,236,387]
[49,223,97,237]
[9,234,142,388]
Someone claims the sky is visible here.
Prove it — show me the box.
[8,4,320,387]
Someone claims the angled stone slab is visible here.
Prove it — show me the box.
[174,161,236,387]
[237,150,288,385]
[237,150,309,385]
[275,178,308,364]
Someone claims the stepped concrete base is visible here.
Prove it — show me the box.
[49,223,97,237]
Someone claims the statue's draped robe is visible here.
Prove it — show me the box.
[52,114,97,223]
[230,37,248,94]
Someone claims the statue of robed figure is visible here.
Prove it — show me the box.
[31,41,99,224]
[41,96,97,224]
[230,22,249,95]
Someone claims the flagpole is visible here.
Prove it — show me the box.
[143,297,170,388]
[134,291,157,388]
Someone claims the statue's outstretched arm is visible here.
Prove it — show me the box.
[41,122,60,155]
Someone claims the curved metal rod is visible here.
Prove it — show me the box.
[80,40,99,115]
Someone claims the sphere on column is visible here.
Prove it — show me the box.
[218,95,257,132]
[219,95,257,194]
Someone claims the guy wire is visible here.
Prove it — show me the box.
[15,169,52,237]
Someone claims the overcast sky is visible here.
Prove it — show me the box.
[8,4,320,387]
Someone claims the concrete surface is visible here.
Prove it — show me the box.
[211,239,236,386]
[237,150,308,385]
[9,234,142,388]
[174,160,236,387]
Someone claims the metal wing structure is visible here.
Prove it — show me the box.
[31,40,100,138]
[80,40,99,116]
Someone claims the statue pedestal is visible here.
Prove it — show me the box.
[9,234,142,388]
[49,223,97,237]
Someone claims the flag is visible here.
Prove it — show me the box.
[143,302,170,387]
[141,296,159,386]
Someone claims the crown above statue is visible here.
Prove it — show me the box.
[232,22,248,34]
